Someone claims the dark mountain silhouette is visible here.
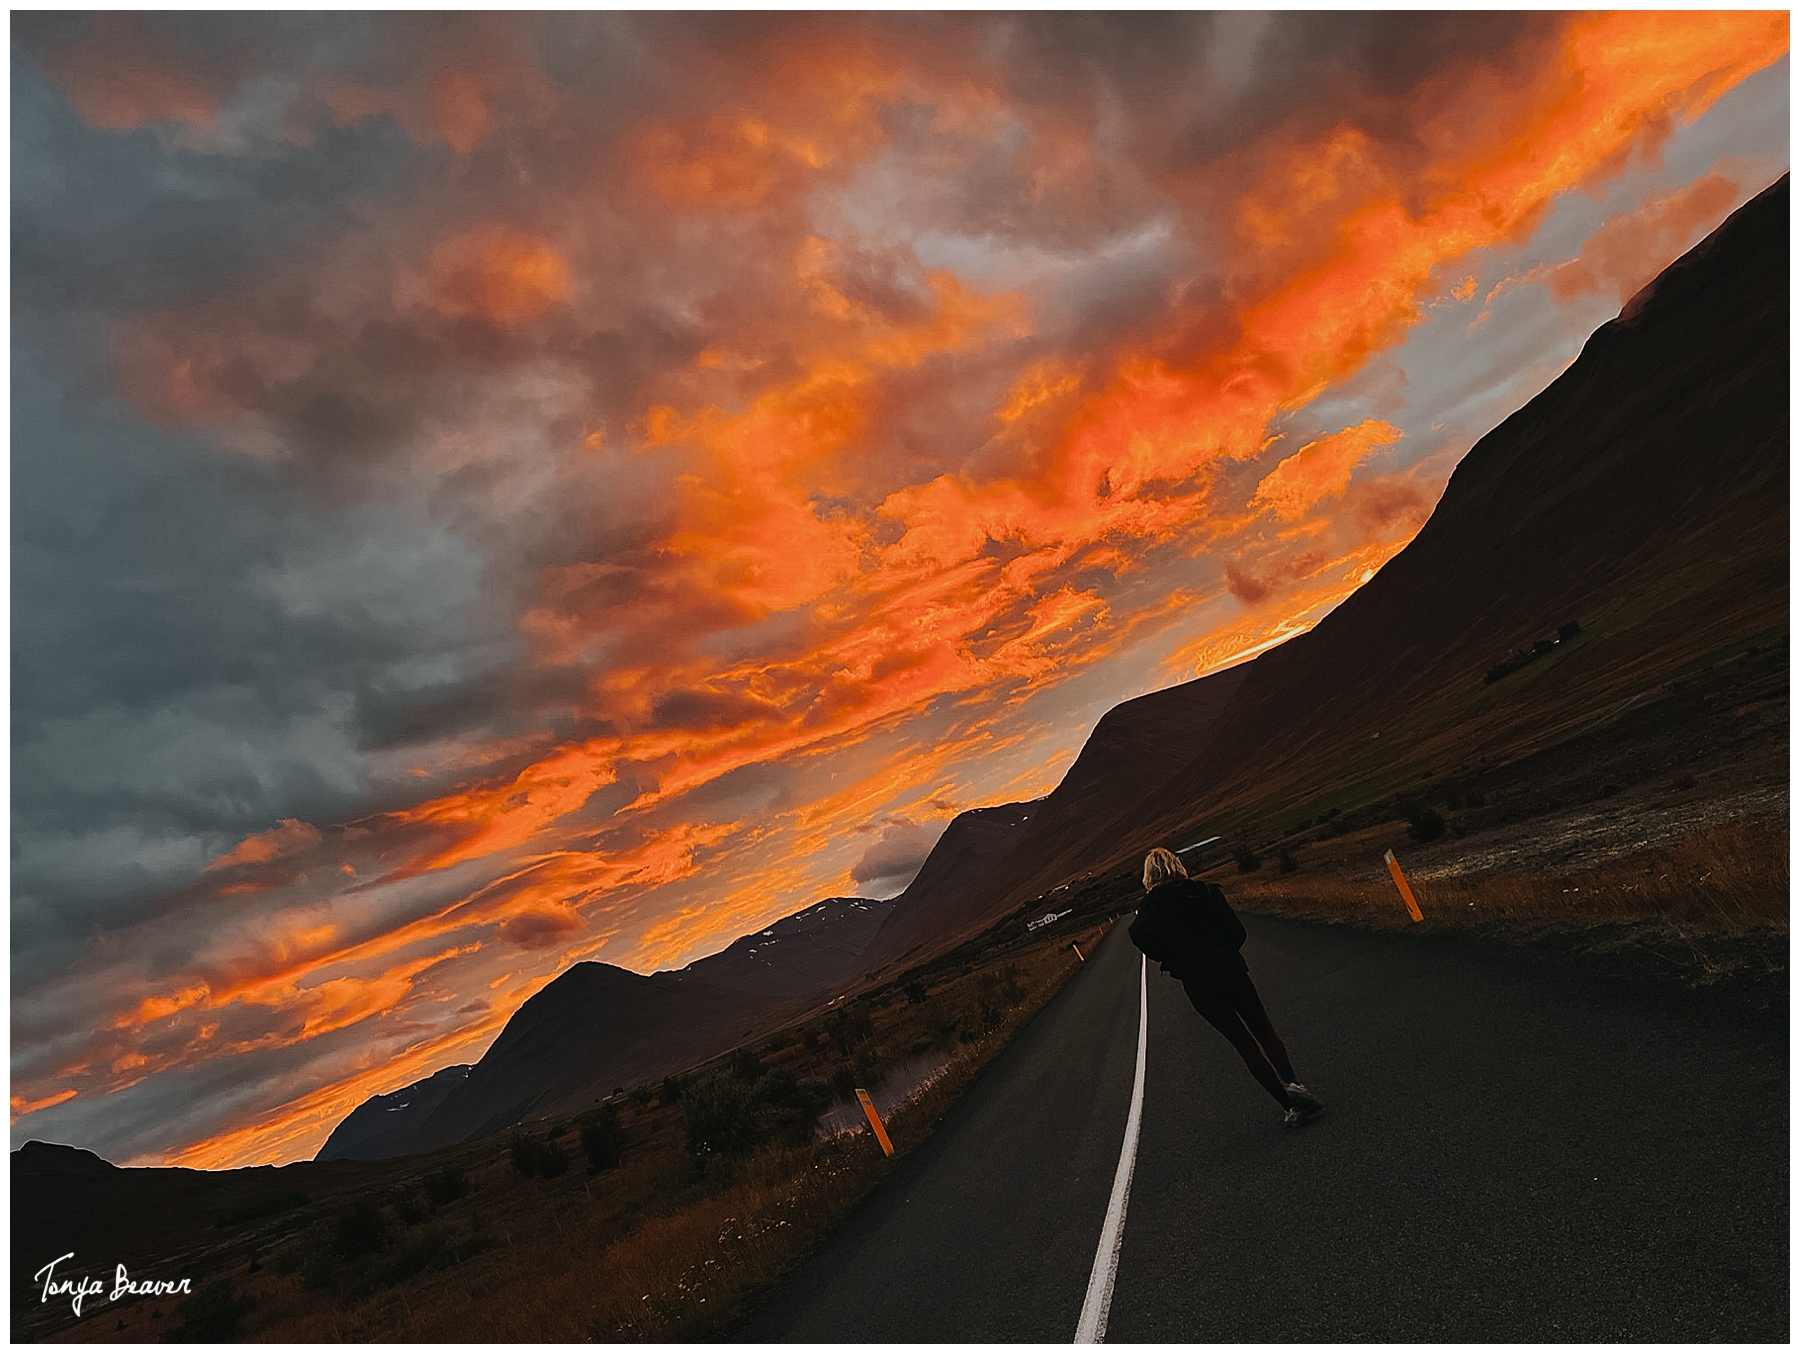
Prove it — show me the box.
[316,895,892,1160]
[404,965,792,1151]
[864,670,1251,969]
[316,1064,472,1163]
[861,801,1037,971]
[867,172,1789,964]
[670,895,895,1000]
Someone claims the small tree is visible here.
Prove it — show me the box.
[1276,848,1298,874]
[904,979,928,1005]
[1232,843,1262,873]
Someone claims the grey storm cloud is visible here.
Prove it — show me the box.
[850,820,947,893]
[7,2,1547,1081]
[12,11,1781,1167]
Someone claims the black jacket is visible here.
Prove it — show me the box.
[1128,877,1250,983]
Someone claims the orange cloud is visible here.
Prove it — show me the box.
[158,1014,507,1169]
[47,12,1786,1175]
[73,816,740,1120]
[40,15,222,131]
[1532,169,1746,304]
[10,1088,79,1124]
[205,818,323,871]
[405,9,1787,916]
[316,23,558,155]
[390,743,621,874]
[1252,420,1404,521]
[425,227,572,326]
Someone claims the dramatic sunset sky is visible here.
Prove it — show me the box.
[11,12,1788,1169]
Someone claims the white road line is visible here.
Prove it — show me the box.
[1075,953,1147,1344]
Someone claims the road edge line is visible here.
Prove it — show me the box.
[1074,952,1147,1343]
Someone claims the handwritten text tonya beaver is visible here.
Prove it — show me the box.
[34,1253,192,1318]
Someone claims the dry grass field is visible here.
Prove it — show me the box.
[1228,818,1787,940]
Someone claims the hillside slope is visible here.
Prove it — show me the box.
[673,895,894,1000]
[316,1064,472,1163]
[877,173,1789,954]
[861,801,1036,972]
[865,664,1252,970]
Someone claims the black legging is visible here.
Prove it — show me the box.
[1182,971,1294,1108]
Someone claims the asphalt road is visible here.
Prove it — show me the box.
[731,912,1787,1342]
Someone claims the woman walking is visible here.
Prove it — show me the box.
[1129,847,1325,1127]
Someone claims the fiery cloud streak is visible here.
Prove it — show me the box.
[9,12,1785,1167]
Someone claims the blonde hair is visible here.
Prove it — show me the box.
[1142,847,1188,892]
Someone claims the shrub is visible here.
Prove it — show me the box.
[659,1075,689,1106]
[629,1085,653,1108]
[973,964,1027,1030]
[1232,844,1262,873]
[580,1106,626,1173]
[1277,848,1298,875]
[162,1278,248,1343]
[681,1076,763,1164]
[1405,806,1446,843]
[751,1067,832,1147]
[424,1165,467,1208]
[923,1004,962,1055]
[332,1199,389,1260]
[390,1185,427,1227]
[509,1130,568,1179]
[904,979,928,1005]
[730,1047,763,1082]
[375,1222,460,1287]
[826,1006,875,1055]
[1464,789,1487,808]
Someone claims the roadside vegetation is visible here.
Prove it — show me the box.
[1227,818,1786,949]
[49,914,1115,1344]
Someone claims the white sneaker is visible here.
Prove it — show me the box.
[1283,1089,1325,1127]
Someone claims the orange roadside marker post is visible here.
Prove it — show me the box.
[855,1088,895,1157]
[1072,942,1085,962]
[1384,849,1423,922]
